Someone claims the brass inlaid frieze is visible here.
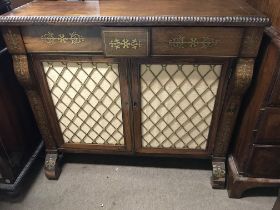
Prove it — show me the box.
[41,32,85,45]
[109,38,142,50]
[169,35,219,49]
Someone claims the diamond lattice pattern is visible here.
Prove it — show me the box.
[141,64,221,150]
[43,61,124,145]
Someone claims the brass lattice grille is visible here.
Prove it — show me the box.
[43,61,124,145]
[140,64,221,150]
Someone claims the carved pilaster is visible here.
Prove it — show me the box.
[2,27,26,54]
[25,90,56,149]
[214,58,254,155]
[8,27,57,151]
[12,55,33,89]
[211,58,254,189]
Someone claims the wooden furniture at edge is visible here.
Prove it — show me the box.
[0,0,269,188]
[227,26,280,198]
[0,0,41,193]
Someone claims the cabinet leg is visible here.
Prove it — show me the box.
[44,152,62,180]
[211,157,226,189]
[227,156,252,198]
[227,156,280,198]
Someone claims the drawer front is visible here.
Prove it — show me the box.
[255,107,280,144]
[247,145,280,178]
[21,26,103,53]
[102,28,149,57]
[151,27,243,56]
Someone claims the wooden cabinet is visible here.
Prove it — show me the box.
[227,27,280,198]
[0,0,269,189]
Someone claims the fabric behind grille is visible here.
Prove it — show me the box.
[140,64,221,150]
[43,61,124,145]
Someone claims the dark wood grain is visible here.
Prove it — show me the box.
[246,0,280,28]
[0,0,269,26]
[254,107,280,144]
[3,0,265,18]
[246,145,280,178]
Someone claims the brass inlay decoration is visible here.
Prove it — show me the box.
[6,29,20,50]
[109,38,142,50]
[41,32,85,45]
[211,160,226,188]
[45,157,56,170]
[212,163,226,179]
[169,35,219,49]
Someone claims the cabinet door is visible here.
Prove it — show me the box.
[33,55,132,153]
[132,58,228,156]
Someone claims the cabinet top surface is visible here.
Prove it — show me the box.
[0,0,269,26]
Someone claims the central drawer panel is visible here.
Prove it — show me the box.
[102,27,149,57]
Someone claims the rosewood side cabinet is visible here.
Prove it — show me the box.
[0,0,270,188]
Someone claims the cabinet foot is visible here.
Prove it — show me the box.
[211,158,226,189]
[44,153,62,180]
[227,156,280,198]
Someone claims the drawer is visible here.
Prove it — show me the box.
[247,145,280,178]
[21,26,103,53]
[255,107,280,144]
[102,28,149,57]
[151,27,244,56]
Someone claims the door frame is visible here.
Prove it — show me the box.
[31,54,133,153]
[131,56,232,157]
